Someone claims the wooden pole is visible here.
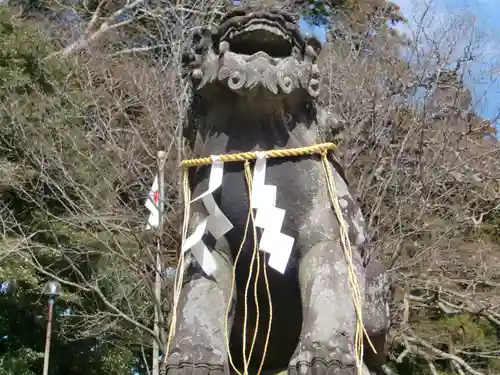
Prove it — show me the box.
[153,151,167,375]
[42,297,55,375]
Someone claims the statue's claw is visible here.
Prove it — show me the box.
[288,358,372,375]
[164,359,227,375]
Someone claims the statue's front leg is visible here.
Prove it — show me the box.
[165,216,234,375]
[288,238,365,375]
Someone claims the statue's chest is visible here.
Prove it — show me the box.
[192,157,325,239]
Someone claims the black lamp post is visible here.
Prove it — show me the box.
[42,280,61,375]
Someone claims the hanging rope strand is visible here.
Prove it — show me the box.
[164,168,191,360]
[243,162,263,372]
[224,188,251,375]
[241,161,259,375]
[320,151,376,374]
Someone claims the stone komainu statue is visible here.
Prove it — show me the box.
[165,5,392,375]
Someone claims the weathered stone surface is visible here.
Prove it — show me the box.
[165,7,392,375]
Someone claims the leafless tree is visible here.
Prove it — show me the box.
[0,4,207,367]
[319,1,500,373]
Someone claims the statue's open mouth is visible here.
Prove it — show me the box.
[217,11,304,59]
[184,9,321,97]
[220,22,300,58]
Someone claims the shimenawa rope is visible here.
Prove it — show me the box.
[165,143,375,375]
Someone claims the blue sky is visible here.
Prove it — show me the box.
[397,0,500,126]
[299,0,500,128]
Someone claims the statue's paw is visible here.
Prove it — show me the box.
[164,363,226,375]
[164,353,228,375]
[288,350,358,375]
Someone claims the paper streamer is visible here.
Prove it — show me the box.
[145,175,160,229]
[182,156,233,275]
[252,152,295,274]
